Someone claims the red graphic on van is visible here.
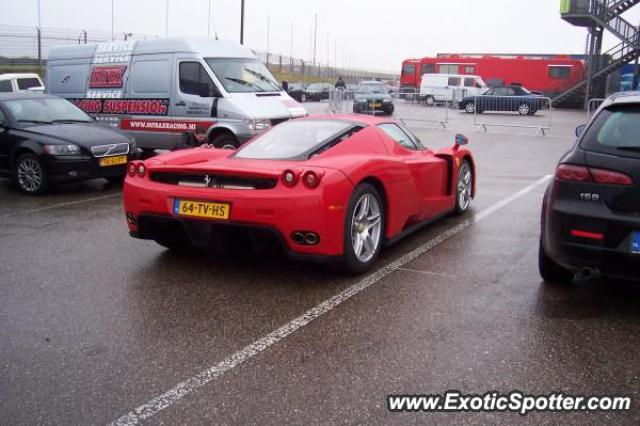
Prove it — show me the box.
[70,98,169,115]
[89,65,127,89]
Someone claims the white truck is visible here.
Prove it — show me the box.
[0,73,45,93]
[419,73,487,106]
[45,38,307,152]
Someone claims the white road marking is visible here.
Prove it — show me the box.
[23,193,121,214]
[109,174,553,426]
[396,267,457,278]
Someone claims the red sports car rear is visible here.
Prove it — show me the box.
[124,115,475,272]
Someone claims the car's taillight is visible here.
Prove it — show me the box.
[302,171,320,188]
[589,168,633,185]
[137,163,146,177]
[555,164,591,182]
[127,162,137,177]
[281,170,298,187]
[555,164,633,186]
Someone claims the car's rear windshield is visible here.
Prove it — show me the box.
[17,78,42,90]
[581,105,640,157]
[234,119,354,160]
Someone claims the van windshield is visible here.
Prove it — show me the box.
[205,58,281,93]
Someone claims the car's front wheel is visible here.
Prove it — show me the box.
[343,183,384,273]
[538,239,573,284]
[14,153,48,195]
[301,93,306,102]
[425,96,435,106]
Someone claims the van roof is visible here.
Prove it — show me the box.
[421,73,482,79]
[47,37,256,61]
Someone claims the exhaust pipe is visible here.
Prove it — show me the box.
[292,232,305,244]
[304,232,319,245]
[574,267,601,284]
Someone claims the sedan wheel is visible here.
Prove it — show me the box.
[464,102,476,113]
[517,103,530,115]
[454,160,472,215]
[343,184,384,273]
[15,153,47,195]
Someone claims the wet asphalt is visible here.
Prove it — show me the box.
[2,104,640,425]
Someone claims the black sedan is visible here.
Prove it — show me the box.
[286,82,307,102]
[0,93,139,194]
[540,93,640,283]
[304,83,332,101]
[352,81,394,115]
[459,85,547,115]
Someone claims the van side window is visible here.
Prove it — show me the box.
[447,77,461,87]
[464,78,476,87]
[420,63,435,75]
[549,66,571,79]
[17,78,42,90]
[180,62,216,97]
[0,80,13,92]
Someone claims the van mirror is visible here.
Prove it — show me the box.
[575,124,586,138]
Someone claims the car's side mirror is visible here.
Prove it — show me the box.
[455,133,469,146]
[575,124,586,138]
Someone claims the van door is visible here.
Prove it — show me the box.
[171,59,217,118]
[124,54,174,149]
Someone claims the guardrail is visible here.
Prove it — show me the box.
[587,98,606,116]
[467,95,553,135]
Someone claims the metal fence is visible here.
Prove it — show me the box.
[587,98,606,116]
[468,95,553,135]
[0,24,397,83]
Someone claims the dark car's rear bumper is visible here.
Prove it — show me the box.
[542,183,640,280]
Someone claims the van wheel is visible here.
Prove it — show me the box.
[425,96,435,106]
[211,133,239,150]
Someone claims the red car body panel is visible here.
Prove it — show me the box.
[123,114,475,260]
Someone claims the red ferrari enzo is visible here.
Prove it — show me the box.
[123,115,475,272]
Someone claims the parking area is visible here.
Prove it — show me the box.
[2,104,640,425]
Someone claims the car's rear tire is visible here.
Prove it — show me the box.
[14,153,48,195]
[453,160,472,215]
[517,103,531,115]
[538,239,573,284]
[211,133,239,150]
[464,102,476,113]
[342,183,384,273]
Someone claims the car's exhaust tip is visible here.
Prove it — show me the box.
[291,231,319,245]
[292,232,305,244]
[574,267,601,284]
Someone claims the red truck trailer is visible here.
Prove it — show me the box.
[400,54,585,98]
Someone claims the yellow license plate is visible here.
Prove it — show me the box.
[373,102,382,108]
[99,155,128,167]
[174,199,230,220]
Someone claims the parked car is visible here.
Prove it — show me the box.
[540,92,640,283]
[304,83,332,101]
[420,73,487,106]
[0,93,139,194]
[458,85,546,115]
[353,81,394,115]
[124,115,475,272]
[46,38,307,153]
[286,82,307,102]
[0,73,45,93]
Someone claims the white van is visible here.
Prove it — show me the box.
[45,38,307,151]
[0,73,45,93]
[419,73,487,105]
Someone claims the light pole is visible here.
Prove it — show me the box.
[313,13,317,65]
[240,0,245,44]
[165,0,169,37]
[207,0,211,38]
[111,0,114,41]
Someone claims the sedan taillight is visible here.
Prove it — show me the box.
[555,164,633,186]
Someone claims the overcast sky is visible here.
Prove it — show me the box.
[3,0,640,72]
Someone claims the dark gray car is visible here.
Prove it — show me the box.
[353,81,394,115]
